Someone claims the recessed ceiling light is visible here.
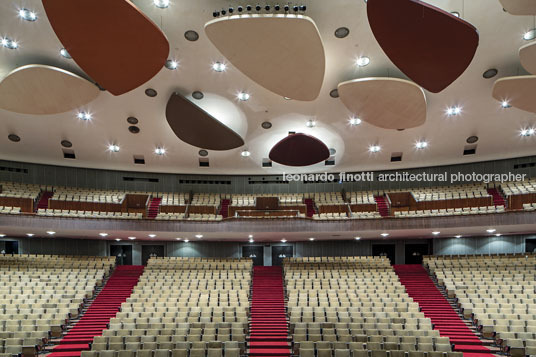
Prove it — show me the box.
[1,37,18,49]
[108,144,120,152]
[153,0,170,8]
[482,68,498,79]
[115,238,121,241]
[432,231,440,235]
[77,111,92,121]
[46,231,56,235]
[145,88,158,97]
[455,235,462,238]
[349,117,362,126]
[176,238,182,240]
[523,29,536,41]
[237,92,250,101]
[241,150,251,157]
[128,126,140,134]
[99,233,108,237]
[192,91,204,100]
[466,136,479,144]
[329,89,339,98]
[356,56,370,67]
[149,234,157,238]
[0,234,5,237]
[306,119,316,128]
[61,140,73,148]
[165,59,179,70]
[309,237,315,241]
[248,235,253,238]
[19,8,37,21]
[261,121,272,129]
[127,117,138,125]
[8,134,21,142]
[520,128,535,137]
[195,234,203,238]
[355,237,361,240]
[249,239,254,243]
[212,62,227,72]
[380,233,389,237]
[198,149,209,157]
[446,106,462,116]
[184,239,189,243]
[369,145,381,153]
[154,147,166,155]
[26,233,34,237]
[184,30,199,41]
[501,100,511,109]
[450,11,460,17]
[486,228,496,233]
[59,48,72,59]
[128,237,136,240]
[495,233,502,237]
[281,239,287,243]
[415,141,428,149]
[334,27,350,38]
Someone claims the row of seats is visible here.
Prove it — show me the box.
[37,209,142,219]
[394,206,505,218]
[0,206,20,214]
[156,213,223,221]
[411,184,490,202]
[0,181,41,199]
[502,179,536,195]
[81,348,239,357]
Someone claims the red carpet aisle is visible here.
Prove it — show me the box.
[248,266,291,357]
[393,265,494,357]
[48,265,145,357]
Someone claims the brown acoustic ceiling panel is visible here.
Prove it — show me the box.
[42,0,169,96]
[367,0,479,93]
[492,76,536,114]
[499,0,536,15]
[165,93,244,151]
[269,133,330,167]
[520,42,536,75]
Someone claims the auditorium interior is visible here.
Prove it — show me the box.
[1,1,536,357]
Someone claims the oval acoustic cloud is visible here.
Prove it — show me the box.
[338,78,426,130]
[205,14,325,101]
[269,133,330,167]
[520,42,536,75]
[499,0,536,15]
[367,0,479,93]
[166,93,245,151]
[492,76,536,113]
[0,64,99,115]
[42,0,169,96]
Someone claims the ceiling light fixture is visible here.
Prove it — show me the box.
[165,59,179,70]
[306,119,317,128]
[46,231,56,235]
[450,11,460,17]
[355,237,361,240]
[455,235,462,238]
[237,92,250,101]
[309,237,315,241]
[520,128,535,137]
[356,56,370,67]
[212,62,227,72]
[446,106,462,116]
[0,234,5,237]
[153,0,170,8]
[248,235,253,238]
[369,145,381,153]
[1,37,18,49]
[26,233,34,237]
[99,233,108,237]
[349,117,362,126]
[483,68,498,79]
[154,147,166,155]
[184,30,199,42]
[523,29,536,41]
[432,231,440,235]
[59,48,72,59]
[249,239,254,243]
[77,111,92,121]
[380,233,389,237]
[184,239,189,243]
[108,144,120,152]
[115,238,121,241]
[415,141,428,149]
[501,100,511,108]
[280,239,287,243]
[334,27,350,38]
[149,234,156,238]
[195,234,203,238]
[176,238,182,240]
[19,8,37,21]
[241,150,251,157]
[128,237,136,240]
[495,233,502,237]
[486,228,496,233]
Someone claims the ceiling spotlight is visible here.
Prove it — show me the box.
[8,134,21,142]
[184,239,189,243]
[246,5,252,11]
[165,59,179,70]
[380,233,389,237]
[153,0,170,8]
[249,239,254,243]
[1,37,18,49]
[99,233,108,237]
[455,235,462,238]
[446,106,462,116]
[520,128,535,137]
[450,11,460,17]
[281,238,287,243]
[115,238,121,241]
[486,228,496,233]
[309,237,315,241]
[195,234,203,238]
[483,68,498,79]
[221,9,227,15]
[369,145,381,153]
[261,121,272,129]
[306,119,317,128]
[213,11,220,17]
[154,147,166,155]
[501,100,511,109]
[349,117,362,126]
[274,4,280,10]
[523,29,536,41]
[265,5,270,11]
[237,92,250,101]
[241,150,251,157]
[26,233,34,237]
[176,238,182,240]
[355,237,361,240]
[495,233,502,237]
[19,8,37,21]
[127,116,138,124]
[293,5,299,11]
[108,144,120,152]
[415,141,428,149]
[212,62,227,72]
[256,5,261,11]
[60,48,72,59]
[432,231,440,235]
[145,88,158,97]
[128,237,136,240]
[228,7,234,13]
[237,6,243,12]
[46,231,56,235]
[300,5,307,11]
[77,111,92,121]
[149,234,157,238]
[248,235,253,238]
[356,56,370,67]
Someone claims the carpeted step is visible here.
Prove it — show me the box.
[248,348,291,356]
[453,345,491,353]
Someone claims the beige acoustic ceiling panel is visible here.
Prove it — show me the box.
[492,76,536,113]
[499,0,536,15]
[337,78,427,130]
[520,42,536,75]
[0,64,99,115]
[205,14,325,101]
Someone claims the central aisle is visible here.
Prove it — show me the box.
[248,266,291,357]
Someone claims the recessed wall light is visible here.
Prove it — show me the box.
[26,233,34,237]
[306,119,316,128]
[19,8,37,21]
[281,239,287,243]
[380,233,389,237]
[349,117,362,126]
[241,150,251,157]
[495,233,502,237]
[369,145,381,153]
[46,231,56,235]
[334,27,350,38]
[356,56,370,67]
[1,37,18,49]
[149,234,157,238]
[309,237,315,241]
[446,106,462,116]
[99,233,108,237]
[432,231,440,235]
[108,144,120,152]
[415,141,428,149]
[153,0,170,8]
[248,235,253,238]
[128,237,136,240]
[154,147,166,155]
[212,62,227,72]
[237,92,250,101]
[455,235,462,238]
[165,59,179,70]
[176,238,182,240]
[355,237,361,240]
[0,234,5,237]
[77,111,92,121]
[115,238,121,241]
[195,234,203,238]
[486,228,496,233]
[249,239,254,243]
[184,239,189,243]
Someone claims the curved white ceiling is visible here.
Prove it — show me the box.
[0,0,535,175]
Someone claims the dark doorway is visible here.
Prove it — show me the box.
[142,245,165,265]
[4,241,19,254]
[272,245,293,266]
[242,245,264,266]
[372,244,396,265]
[405,243,429,265]
[527,239,536,253]
[110,245,133,265]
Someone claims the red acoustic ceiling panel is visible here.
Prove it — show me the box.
[367,0,479,93]
[42,0,169,96]
[269,133,330,167]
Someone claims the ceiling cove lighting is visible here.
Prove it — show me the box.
[108,144,120,152]
[19,8,37,21]
[349,117,362,126]
[237,92,250,101]
[99,233,108,237]
[77,111,92,121]
[46,231,56,235]
[369,145,381,153]
[380,233,389,237]
[486,228,496,233]
[446,106,462,116]
[153,0,170,8]
[195,234,203,238]
[415,141,428,149]
[212,62,227,72]
[1,37,18,49]
[356,56,370,67]
[154,147,166,155]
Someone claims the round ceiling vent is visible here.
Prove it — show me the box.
[184,30,199,41]
[127,116,138,125]
[192,91,204,100]
[128,126,140,134]
[466,135,479,144]
[334,27,350,38]
[198,149,209,157]
[61,140,73,148]
[261,121,272,129]
[482,68,498,79]
[8,134,20,142]
[145,88,157,97]
[329,89,339,98]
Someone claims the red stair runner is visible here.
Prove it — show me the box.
[48,265,144,357]
[248,266,291,357]
[304,199,315,218]
[147,197,162,219]
[374,196,390,217]
[37,191,54,210]
[487,188,506,207]
[393,265,494,357]
[220,199,230,219]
